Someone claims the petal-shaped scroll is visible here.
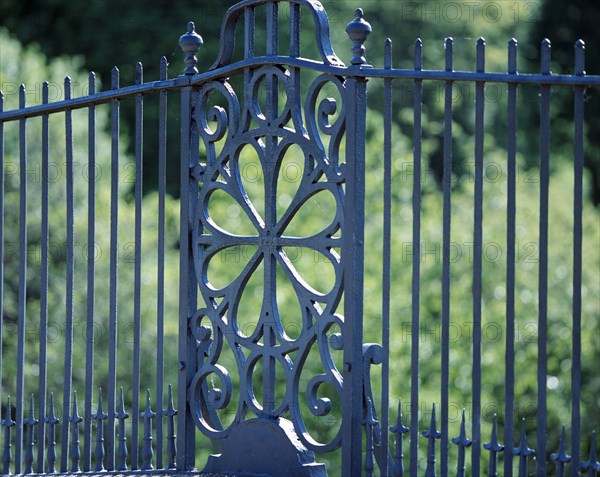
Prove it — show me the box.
[190,65,347,454]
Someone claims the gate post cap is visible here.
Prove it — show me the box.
[179,21,204,75]
[345,9,372,66]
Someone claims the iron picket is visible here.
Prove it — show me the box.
[0,2,596,476]
[83,71,96,473]
[36,81,49,475]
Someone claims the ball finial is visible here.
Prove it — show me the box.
[346,8,372,66]
[179,21,204,75]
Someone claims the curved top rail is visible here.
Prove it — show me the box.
[209,0,344,70]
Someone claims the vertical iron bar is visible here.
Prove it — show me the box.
[243,6,255,119]
[452,409,472,477]
[423,404,441,477]
[365,398,377,477]
[69,391,82,472]
[472,38,485,477]
[410,39,423,477]
[93,389,107,471]
[381,37,393,477]
[83,71,96,472]
[131,61,144,471]
[2,397,15,474]
[263,1,279,416]
[177,85,197,471]
[164,384,177,469]
[165,384,177,469]
[290,3,300,57]
[45,393,59,473]
[504,37,518,477]
[537,39,551,477]
[24,395,37,474]
[140,390,155,471]
[266,1,278,59]
[580,432,599,475]
[483,414,504,477]
[60,75,75,473]
[107,66,120,471]
[571,39,585,477]
[116,387,129,471]
[36,81,49,474]
[441,37,454,477]
[514,419,534,476]
[550,425,571,477]
[342,74,367,477]
[156,56,168,471]
[15,84,27,475]
[0,91,3,408]
[244,6,255,59]
[390,401,409,477]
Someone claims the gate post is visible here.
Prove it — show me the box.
[342,9,371,475]
[177,23,203,471]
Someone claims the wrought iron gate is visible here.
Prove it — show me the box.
[0,0,599,475]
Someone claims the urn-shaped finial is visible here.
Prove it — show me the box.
[345,8,372,66]
[179,21,203,75]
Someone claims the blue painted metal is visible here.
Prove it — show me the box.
[581,432,600,475]
[550,426,572,477]
[513,419,534,477]
[365,398,378,477]
[36,82,49,476]
[15,84,27,476]
[92,390,107,472]
[390,401,409,477]
[107,66,120,474]
[537,39,552,477]
[23,395,37,474]
[69,391,82,472]
[140,390,155,471]
[1,397,14,474]
[571,39,586,477]
[177,3,360,474]
[0,1,598,476]
[131,61,144,472]
[483,415,503,477]
[83,72,96,474]
[164,384,177,469]
[422,404,441,477]
[409,37,423,477]
[44,394,59,473]
[156,55,168,472]
[61,75,75,475]
[116,387,129,471]
[504,37,518,477]
[441,36,454,477]
[451,410,472,477]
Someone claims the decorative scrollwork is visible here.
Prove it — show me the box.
[210,0,344,69]
[189,65,347,453]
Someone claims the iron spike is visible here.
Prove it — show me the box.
[452,409,472,477]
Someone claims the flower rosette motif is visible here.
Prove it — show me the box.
[189,70,347,452]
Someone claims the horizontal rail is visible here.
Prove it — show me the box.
[2,55,599,122]
[0,78,185,121]
[192,56,600,86]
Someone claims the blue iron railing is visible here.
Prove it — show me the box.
[0,1,599,476]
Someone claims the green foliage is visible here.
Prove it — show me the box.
[1,0,599,472]
[3,0,598,202]
[0,29,181,427]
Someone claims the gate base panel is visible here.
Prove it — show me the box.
[203,417,327,477]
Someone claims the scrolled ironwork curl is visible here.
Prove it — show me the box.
[190,62,347,455]
[305,74,346,170]
[189,362,235,436]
